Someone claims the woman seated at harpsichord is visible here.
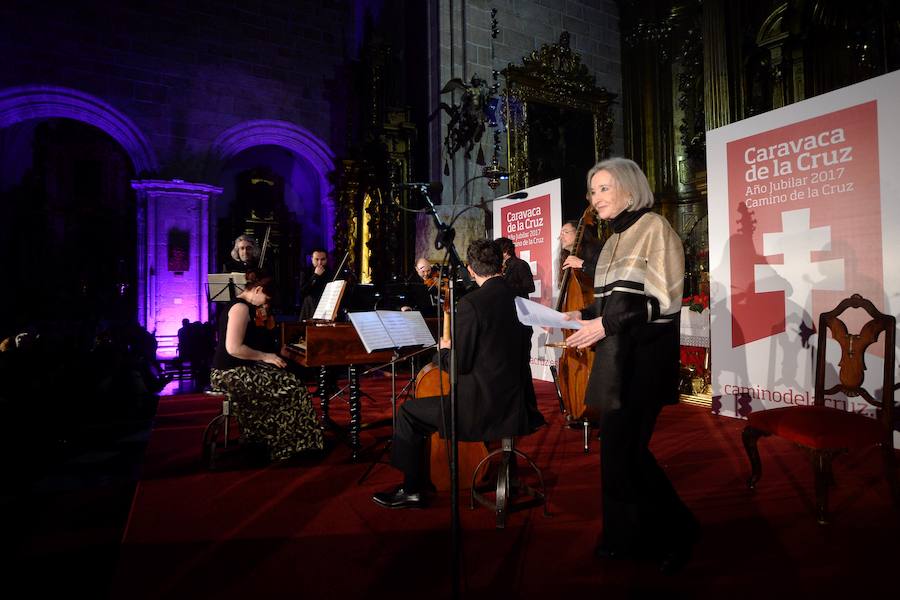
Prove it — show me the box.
[210,270,323,460]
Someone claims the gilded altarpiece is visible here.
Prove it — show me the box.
[330,39,416,287]
[618,0,900,406]
[503,32,616,221]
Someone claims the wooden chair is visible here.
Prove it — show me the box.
[742,294,900,524]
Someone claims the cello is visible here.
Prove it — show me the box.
[413,272,488,491]
[552,205,600,425]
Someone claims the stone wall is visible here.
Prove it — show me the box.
[438,0,623,205]
[0,0,352,176]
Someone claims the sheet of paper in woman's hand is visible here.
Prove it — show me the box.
[514,297,582,329]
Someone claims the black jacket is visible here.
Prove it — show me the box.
[503,255,536,299]
[441,276,545,440]
[298,267,332,301]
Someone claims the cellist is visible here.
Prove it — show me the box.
[371,239,545,510]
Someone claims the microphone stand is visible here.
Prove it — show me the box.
[417,184,464,600]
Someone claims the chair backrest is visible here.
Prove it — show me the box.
[814,294,896,434]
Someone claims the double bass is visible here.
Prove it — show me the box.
[553,206,600,424]
[412,271,488,491]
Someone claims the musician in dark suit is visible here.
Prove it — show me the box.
[496,237,535,299]
[399,257,440,316]
[372,239,545,509]
[223,234,259,273]
[298,248,332,320]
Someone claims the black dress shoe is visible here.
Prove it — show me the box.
[372,487,426,509]
[658,522,700,574]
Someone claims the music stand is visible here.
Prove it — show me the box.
[356,345,434,484]
[207,272,247,303]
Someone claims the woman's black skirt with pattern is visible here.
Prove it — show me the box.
[210,365,323,460]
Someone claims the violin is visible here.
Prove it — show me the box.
[422,265,445,291]
[255,302,276,329]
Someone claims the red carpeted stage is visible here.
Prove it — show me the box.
[113,377,899,599]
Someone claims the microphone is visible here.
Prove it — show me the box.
[477,190,529,211]
[395,181,444,194]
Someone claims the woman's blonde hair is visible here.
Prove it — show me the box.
[586,157,654,211]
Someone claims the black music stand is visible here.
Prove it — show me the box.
[206,272,247,322]
[356,346,433,484]
[207,272,246,302]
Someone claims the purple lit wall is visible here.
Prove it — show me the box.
[0,0,389,354]
[131,180,222,357]
[0,88,336,356]
[0,86,159,174]
[212,120,335,254]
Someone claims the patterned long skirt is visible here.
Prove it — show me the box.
[210,365,323,460]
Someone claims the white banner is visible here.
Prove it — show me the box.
[707,70,900,447]
[492,179,563,380]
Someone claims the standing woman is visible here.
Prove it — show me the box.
[565,158,698,573]
[210,270,323,460]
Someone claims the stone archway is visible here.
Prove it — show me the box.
[211,119,336,249]
[0,84,158,175]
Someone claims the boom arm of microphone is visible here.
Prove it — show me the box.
[395,181,444,194]
[447,189,529,230]
[421,194,464,271]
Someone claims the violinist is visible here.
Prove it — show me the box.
[372,239,545,509]
[223,234,260,273]
[210,270,323,460]
[400,257,441,315]
[414,257,437,282]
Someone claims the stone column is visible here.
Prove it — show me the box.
[131,179,223,357]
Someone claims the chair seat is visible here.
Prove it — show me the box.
[748,405,883,449]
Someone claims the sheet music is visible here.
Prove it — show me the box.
[206,272,248,302]
[348,310,437,353]
[347,312,396,353]
[313,280,346,321]
[515,297,582,329]
[376,310,436,348]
